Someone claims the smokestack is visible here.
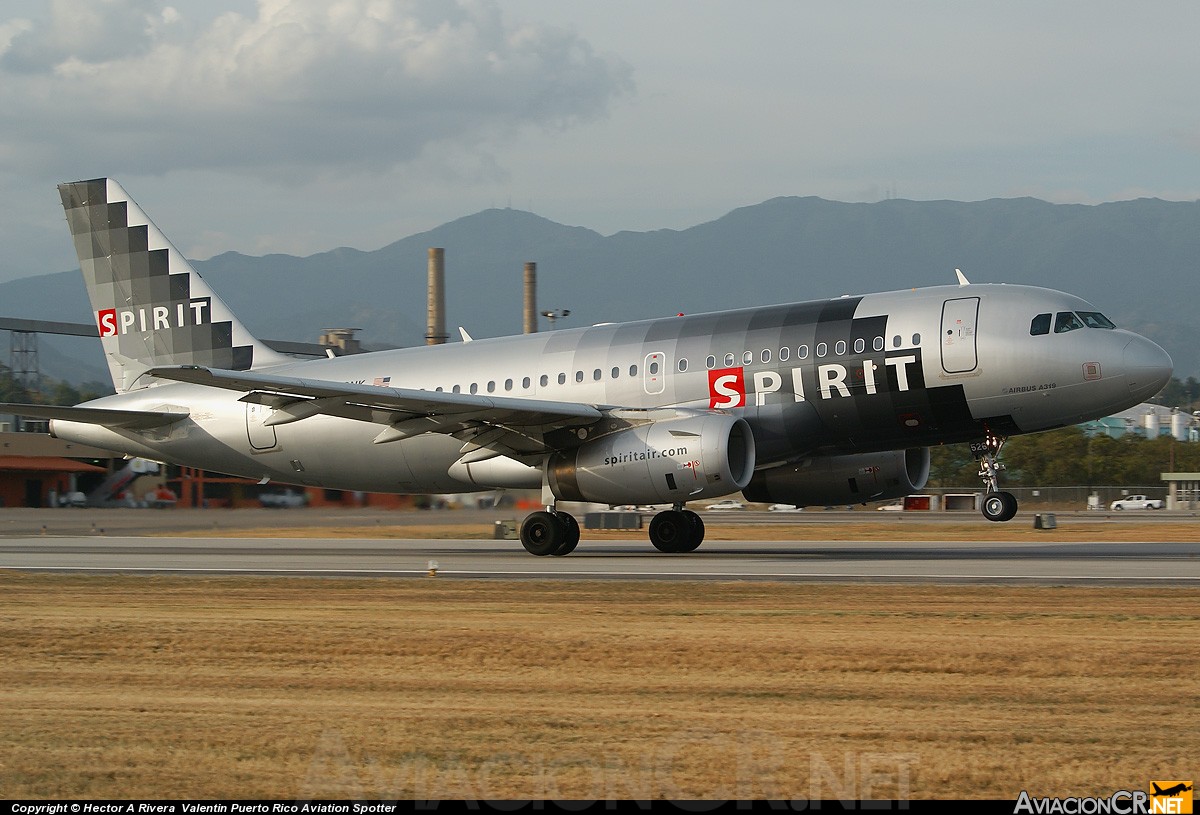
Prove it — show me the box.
[523,261,537,334]
[426,247,447,345]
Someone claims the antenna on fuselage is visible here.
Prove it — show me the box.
[955,268,971,286]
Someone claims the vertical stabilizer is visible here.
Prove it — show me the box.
[59,178,289,392]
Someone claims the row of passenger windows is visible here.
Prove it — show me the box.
[431,333,923,395]
[700,334,919,370]
[1030,311,1116,336]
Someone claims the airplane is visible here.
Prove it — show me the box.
[1152,783,1193,797]
[1,179,1173,556]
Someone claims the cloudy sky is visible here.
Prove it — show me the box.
[1,0,1198,285]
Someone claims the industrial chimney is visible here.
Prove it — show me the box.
[523,261,537,334]
[426,248,447,345]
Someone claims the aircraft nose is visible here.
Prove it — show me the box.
[1123,335,1173,403]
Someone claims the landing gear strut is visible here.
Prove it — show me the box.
[649,504,705,553]
[519,508,580,556]
[971,433,1018,522]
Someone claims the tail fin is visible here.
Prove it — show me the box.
[59,178,289,392]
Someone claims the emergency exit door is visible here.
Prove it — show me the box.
[940,297,979,374]
[246,403,279,451]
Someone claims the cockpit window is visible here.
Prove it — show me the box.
[1030,313,1051,336]
[1077,311,1116,329]
[1054,312,1085,333]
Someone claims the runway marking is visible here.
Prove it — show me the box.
[4,564,1199,582]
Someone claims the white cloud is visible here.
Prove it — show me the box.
[0,0,632,176]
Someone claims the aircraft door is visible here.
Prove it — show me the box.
[246,403,279,451]
[643,352,666,395]
[940,297,979,374]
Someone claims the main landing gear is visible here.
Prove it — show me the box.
[971,433,1018,522]
[518,503,707,556]
[648,505,705,553]
[519,509,580,556]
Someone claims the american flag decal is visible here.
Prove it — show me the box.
[373,376,391,387]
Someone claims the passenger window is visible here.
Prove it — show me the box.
[504,379,512,391]
[1054,312,1084,333]
[522,376,530,389]
[558,373,566,385]
[629,365,637,376]
[779,347,790,362]
[816,342,827,358]
[540,375,549,387]
[1030,313,1051,336]
[487,381,495,393]
[706,355,716,369]
[612,367,620,379]
[435,386,443,392]
[678,358,688,373]
[854,338,865,354]
[873,336,884,352]
[835,340,847,356]
[593,369,602,381]
[911,333,921,345]
[649,361,660,375]
[469,383,478,394]
[761,349,771,363]
[742,351,753,365]
[1078,311,1116,329]
[575,371,584,383]
[724,353,735,367]
[893,335,902,348]
[798,345,809,360]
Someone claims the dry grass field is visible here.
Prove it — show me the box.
[2,573,1197,801]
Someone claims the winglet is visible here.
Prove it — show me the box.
[458,327,474,343]
[955,268,970,286]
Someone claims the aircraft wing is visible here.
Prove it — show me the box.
[0,402,189,430]
[146,365,605,460]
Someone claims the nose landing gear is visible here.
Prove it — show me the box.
[971,433,1018,522]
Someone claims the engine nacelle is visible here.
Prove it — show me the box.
[547,413,755,506]
[742,448,930,507]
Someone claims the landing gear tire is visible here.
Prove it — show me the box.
[649,509,702,553]
[551,513,580,556]
[981,491,1018,523]
[520,510,565,556]
[678,510,705,552]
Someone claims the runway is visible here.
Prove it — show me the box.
[3,535,1200,584]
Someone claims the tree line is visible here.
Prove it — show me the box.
[924,375,1200,488]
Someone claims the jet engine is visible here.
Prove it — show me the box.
[742,447,930,507]
[547,413,755,506]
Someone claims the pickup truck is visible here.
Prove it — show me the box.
[1109,494,1164,510]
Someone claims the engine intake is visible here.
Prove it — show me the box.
[548,413,755,505]
[743,447,930,507]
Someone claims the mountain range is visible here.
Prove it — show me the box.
[4,195,1198,387]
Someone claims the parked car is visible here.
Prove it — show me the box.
[767,503,802,512]
[260,489,308,508]
[1109,494,1164,510]
[705,499,746,510]
[877,501,904,511]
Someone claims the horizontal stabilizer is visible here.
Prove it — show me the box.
[0,402,189,430]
